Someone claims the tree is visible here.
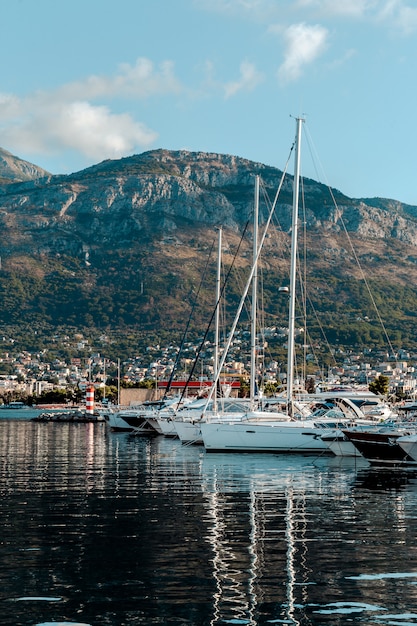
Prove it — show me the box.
[369,375,389,397]
[238,377,250,398]
[263,381,282,397]
[305,377,316,394]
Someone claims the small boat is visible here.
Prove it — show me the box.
[321,420,397,457]
[319,402,399,457]
[320,428,363,457]
[107,397,182,433]
[397,433,417,462]
[0,401,29,410]
[108,407,159,433]
[342,427,417,465]
[155,413,178,437]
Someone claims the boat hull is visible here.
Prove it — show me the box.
[156,417,178,437]
[397,435,417,462]
[320,432,361,457]
[201,421,333,453]
[108,412,156,434]
[342,430,417,465]
[174,420,202,444]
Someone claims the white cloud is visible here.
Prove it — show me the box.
[196,0,417,34]
[0,57,182,162]
[193,0,277,14]
[295,0,377,18]
[277,23,329,83]
[53,102,158,159]
[0,97,158,161]
[292,0,417,33]
[59,57,181,101]
[224,61,264,98]
[377,0,417,35]
[327,48,357,70]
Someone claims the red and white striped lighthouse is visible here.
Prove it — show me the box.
[85,384,95,414]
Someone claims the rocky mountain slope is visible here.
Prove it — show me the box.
[0,147,417,357]
[0,147,50,184]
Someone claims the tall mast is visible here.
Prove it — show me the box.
[213,226,222,412]
[250,175,259,409]
[287,117,303,411]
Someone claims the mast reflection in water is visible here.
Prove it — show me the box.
[2,420,417,625]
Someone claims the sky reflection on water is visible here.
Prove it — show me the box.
[1,420,417,625]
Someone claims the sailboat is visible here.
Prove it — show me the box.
[200,117,353,453]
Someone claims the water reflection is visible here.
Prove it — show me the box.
[354,466,417,492]
[1,422,417,625]
[198,452,349,626]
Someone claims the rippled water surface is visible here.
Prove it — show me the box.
[2,418,417,625]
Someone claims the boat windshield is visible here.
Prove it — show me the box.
[310,408,345,420]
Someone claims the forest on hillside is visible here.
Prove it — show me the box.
[0,255,414,366]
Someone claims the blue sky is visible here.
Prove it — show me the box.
[1,0,417,204]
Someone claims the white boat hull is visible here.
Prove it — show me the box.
[157,417,178,437]
[322,436,361,457]
[107,412,134,432]
[200,420,333,453]
[397,434,417,462]
[174,420,202,444]
[145,417,163,434]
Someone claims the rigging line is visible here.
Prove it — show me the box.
[203,144,296,411]
[256,264,266,392]
[259,177,291,270]
[162,235,217,400]
[226,257,252,323]
[297,172,308,385]
[335,206,397,358]
[334,197,397,358]
[297,174,339,380]
[214,230,232,345]
[304,290,338,366]
[176,219,251,408]
[226,179,275,330]
[298,169,338,368]
[304,323,333,375]
[219,249,227,344]
[255,180,289,384]
[303,123,398,361]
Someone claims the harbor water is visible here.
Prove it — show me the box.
[1,416,417,625]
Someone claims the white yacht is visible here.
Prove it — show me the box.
[107,397,181,433]
[200,405,350,454]
[173,397,252,444]
[200,118,354,454]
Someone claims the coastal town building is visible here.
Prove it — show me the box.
[0,329,417,405]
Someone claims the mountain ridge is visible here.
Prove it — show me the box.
[0,146,416,360]
[0,147,51,184]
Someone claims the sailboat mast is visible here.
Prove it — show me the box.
[250,175,259,409]
[287,117,303,409]
[213,226,222,412]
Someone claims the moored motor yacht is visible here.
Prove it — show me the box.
[397,433,417,462]
[107,397,182,433]
[342,426,417,465]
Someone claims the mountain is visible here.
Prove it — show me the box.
[0,147,417,360]
[0,147,50,184]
